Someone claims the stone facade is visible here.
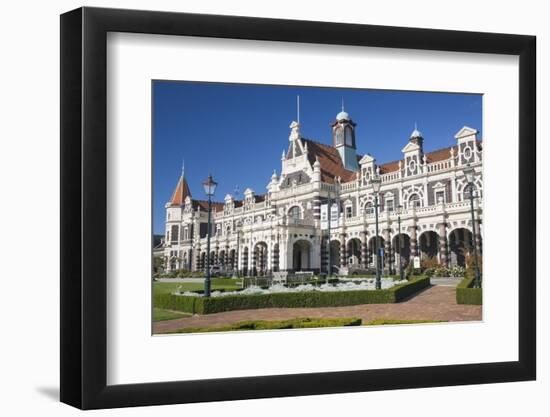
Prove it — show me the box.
[162,111,483,275]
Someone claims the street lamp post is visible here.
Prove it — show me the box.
[371,175,382,290]
[396,205,404,281]
[202,174,218,297]
[463,165,481,288]
[235,224,241,278]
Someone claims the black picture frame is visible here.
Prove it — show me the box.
[60,6,536,410]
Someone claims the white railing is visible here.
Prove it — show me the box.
[340,182,358,192]
[375,157,459,185]
[381,171,400,182]
[321,183,336,193]
[275,183,315,199]
[426,159,452,173]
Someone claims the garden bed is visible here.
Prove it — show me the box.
[154,276,430,315]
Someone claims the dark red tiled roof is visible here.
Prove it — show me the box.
[372,144,468,174]
[379,160,400,174]
[192,199,225,212]
[425,146,456,163]
[303,139,357,183]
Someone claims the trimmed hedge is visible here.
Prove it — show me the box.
[366,319,446,326]
[154,276,430,315]
[456,275,482,305]
[172,317,362,333]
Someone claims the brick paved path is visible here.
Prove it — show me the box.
[153,285,482,334]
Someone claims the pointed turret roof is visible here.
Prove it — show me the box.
[169,175,192,205]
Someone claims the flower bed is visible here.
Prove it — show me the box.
[180,278,404,298]
[424,266,466,278]
[154,276,430,315]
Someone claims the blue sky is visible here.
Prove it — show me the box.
[153,81,482,234]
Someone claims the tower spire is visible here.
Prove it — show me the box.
[341,97,345,112]
[180,159,185,205]
[297,95,300,124]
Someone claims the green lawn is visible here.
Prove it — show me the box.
[153,278,242,296]
[153,308,192,322]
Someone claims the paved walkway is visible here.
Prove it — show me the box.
[430,277,462,287]
[154,285,482,334]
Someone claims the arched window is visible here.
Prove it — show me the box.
[409,193,421,208]
[170,225,179,243]
[288,206,301,219]
[364,201,374,215]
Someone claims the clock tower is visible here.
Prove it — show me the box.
[331,105,359,171]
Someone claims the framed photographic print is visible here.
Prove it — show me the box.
[60,6,536,410]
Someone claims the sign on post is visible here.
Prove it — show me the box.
[320,203,339,230]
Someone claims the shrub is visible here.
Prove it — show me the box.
[366,319,446,325]
[154,277,431,314]
[154,292,201,314]
[456,275,482,305]
[465,251,483,280]
[171,317,362,333]
[391,276,431,301]
[421,256,440,270]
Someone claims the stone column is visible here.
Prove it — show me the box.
[361,231,368,269]
[409,225,418,259]
[214,245,219,266]
[384,228,391,274]
[339,233,347,269]
[438,222,448,266]
[312,194,321,221]
[251,245,257,276]
[272,244,279,272]
[258,246,264,276]
[320,237,327,273]
[224,246,229,266]
[194,247,201,272]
